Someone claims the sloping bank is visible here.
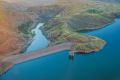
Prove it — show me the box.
[0,43,71,75]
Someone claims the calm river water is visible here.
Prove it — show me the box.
[26,23,49,53]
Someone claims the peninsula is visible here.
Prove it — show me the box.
[0,0,120,75]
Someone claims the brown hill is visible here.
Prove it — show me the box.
[0,1,33,58]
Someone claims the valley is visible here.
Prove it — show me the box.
[0,0,120,75]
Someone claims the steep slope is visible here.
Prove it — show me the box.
[55,0,120,31]
[0,1,23,57]
[0,1,36,58]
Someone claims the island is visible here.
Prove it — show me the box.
[0,0,120,75]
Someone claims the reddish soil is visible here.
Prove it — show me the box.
[0,2,25,58]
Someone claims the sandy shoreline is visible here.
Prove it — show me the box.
[0,43,72,75]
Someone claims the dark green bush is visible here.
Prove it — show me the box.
[18,21,33,34]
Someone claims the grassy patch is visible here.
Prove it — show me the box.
[18,21,33,34]
[0,62,11,74]
[43,19,106,53]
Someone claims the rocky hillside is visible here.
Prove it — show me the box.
[0,1,35,58]
[0,0,64,58]
[0,2,23,57]
[55,0,120,31]
[0,0,120,74]
[27,5,64,22]
[42,19,106,53]
[41,0,120,53]
[0,0,120,56]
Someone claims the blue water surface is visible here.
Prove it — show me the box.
[1,19,120,80]
[26,23,49,53]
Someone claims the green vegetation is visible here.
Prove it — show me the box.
[18,0,120,53]
[68,13,113,31]
[18,21,35,54]
[18,21,33,34]
[0,62,11,74]
[55,1,120,31]
[87,8,103,14]
[42,18,106,53]
[72,39,105,53]
[42,1,120,53]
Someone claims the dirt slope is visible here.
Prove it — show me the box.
[0,1,30,58]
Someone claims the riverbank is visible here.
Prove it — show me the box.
[19,20,41,53]
[0,43,72,75]
[25,23,49,53]
[0,63,13,76]
[0,36,105,75]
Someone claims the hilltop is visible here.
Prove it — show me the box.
[41,0,120,52]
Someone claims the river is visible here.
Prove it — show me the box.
[1,19,120,80]
[26,23,49,53]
